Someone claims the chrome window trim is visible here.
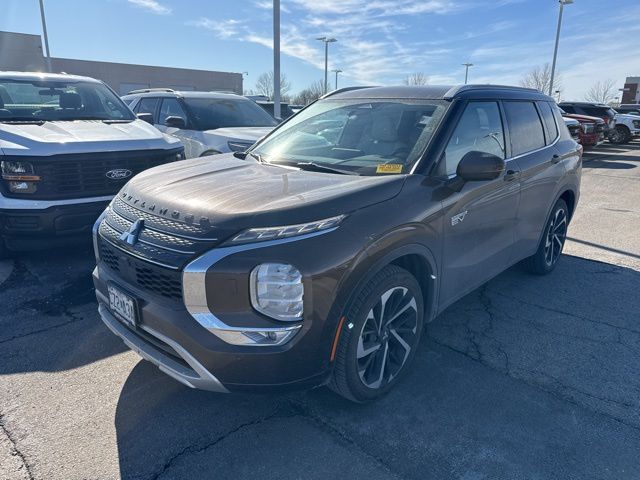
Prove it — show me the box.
[182,228,338,346]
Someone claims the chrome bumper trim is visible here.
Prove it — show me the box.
[98,303,229,393]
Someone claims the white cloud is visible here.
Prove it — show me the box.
[188,18,243,39]
[127,0,171,15]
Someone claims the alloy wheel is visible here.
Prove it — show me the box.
[544,207,567,267]
[356,287,418,389]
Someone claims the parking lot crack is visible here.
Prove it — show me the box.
[149,405,297,480]
[288,400,404,479]
[0,413,34,480]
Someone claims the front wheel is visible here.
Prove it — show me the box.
[329,265,424,402]
[522,199,568,275]
[609,126,629,144]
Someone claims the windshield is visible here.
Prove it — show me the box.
[184,97,278,130]
[251,98,448,176]
[0,79,135,122]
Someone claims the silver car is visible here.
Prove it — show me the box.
[122,89,277,158]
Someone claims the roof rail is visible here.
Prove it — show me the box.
[443,84,543,99]
[127,88,176,95]
[321,86,376,99]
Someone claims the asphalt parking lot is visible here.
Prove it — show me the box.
[1,143,639,480]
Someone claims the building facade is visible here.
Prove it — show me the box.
[0,31,243,95]
[621,76,640,104]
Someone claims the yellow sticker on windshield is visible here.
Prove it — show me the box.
[376,164,403,174]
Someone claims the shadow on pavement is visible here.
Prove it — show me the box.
[0,246,127,374]
[114,254,640,480]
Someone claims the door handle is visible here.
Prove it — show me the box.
[551,154,561,164]
[504,169,520,181]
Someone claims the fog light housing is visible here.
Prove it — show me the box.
[250,263,303,321]
[8,181,37,194]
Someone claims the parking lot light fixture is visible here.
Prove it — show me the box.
[462,63,473,84]
[549,0,573,96]
[317,37,337,94]
[332,69,343,90]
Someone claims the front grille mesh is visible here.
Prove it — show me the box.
[98,197,225,301]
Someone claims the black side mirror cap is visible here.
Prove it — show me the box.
[164,116,186,129]
[137,113,154,125]
[456,151,506,182]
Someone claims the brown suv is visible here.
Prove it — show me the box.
[93,85,582,402]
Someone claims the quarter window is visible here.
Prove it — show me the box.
[159,98,188,126]
[135,97,159,123]
[538,101,559,144]
[504,101,546,156]
[441,101,505,176]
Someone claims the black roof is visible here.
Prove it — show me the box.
[328,85,553,102]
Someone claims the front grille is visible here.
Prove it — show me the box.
[97,196,227,301]
[1,148,183,200]
[99,239,183,300]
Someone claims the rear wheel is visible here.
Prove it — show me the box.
[522,199,568,275]
[329,265,424,402]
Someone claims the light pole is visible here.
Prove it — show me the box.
[332,69,343,90]
[549,0,573,96]
[462,63,473,84]
[273,0,281,119]
[39,0,52,72]
[317,37,337,94]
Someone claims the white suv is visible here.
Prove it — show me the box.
[122,90,278,158]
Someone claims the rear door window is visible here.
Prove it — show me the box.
[537,101,559,144]
[135,97,160,123]
[504,101,546,156]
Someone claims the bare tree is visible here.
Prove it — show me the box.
[254,71,291,100]
[292,80,325,105]
[584,79,617,104]
[403,72,429,86]
[519,63,560,94]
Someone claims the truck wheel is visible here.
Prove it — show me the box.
[522,199,568,275]
[609,126,629,144]
[329,265,424,402]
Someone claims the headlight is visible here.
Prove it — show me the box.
[581,123,595,134]
[1,161,40,194]
[228,141,254,152]
[633,120,640,129]
[250,263,303,322]
[229,214,345,245]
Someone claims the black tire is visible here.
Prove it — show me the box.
[329,265,424,402]
[522,199,568,275]
[609,126,629,144]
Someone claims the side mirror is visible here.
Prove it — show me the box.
[137,113,154,125]
[456,151,505,182]
[164,116,186,129]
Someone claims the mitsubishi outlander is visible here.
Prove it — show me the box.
[93,85,581,402]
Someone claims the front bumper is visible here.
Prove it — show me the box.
[0,198,110,250]
[92,226,359,393]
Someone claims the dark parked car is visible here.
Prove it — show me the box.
[256,101,296,120]
[616,104,640,116]
[559,102,616,128]
[93,85,581,402]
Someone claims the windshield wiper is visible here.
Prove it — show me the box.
[291,162,358,175]
[0,118,46,125]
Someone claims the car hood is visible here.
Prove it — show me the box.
[615,113,640,121]
[563,113,604,124]
[203,126,274,142]
[117,154,406,233]
[0,119,181,156]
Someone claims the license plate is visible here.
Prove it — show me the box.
[108,285,137,327]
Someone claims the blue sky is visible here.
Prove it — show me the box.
[2,0,639,99]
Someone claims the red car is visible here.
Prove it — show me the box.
[560,110,606,147]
